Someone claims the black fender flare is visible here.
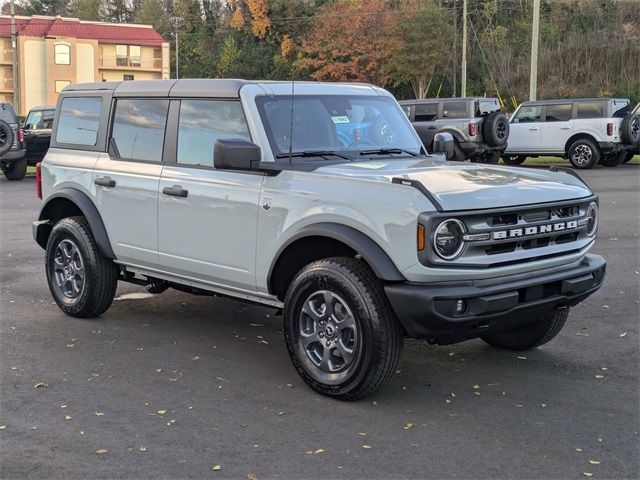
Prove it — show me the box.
[36,188,115,259]
[267,222,405,293]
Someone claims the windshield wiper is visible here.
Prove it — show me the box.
[359,148,418,157]
[276,150,354,160]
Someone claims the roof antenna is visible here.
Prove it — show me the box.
[287,78,295,165]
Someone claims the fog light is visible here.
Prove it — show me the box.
[454,299,467,315]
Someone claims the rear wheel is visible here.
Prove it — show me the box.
[599,152,625,167]
[502,155,527,166]
[568,139,600,169]
[283,257,403,400]
[46,216,118,318]
[482,308,568,351]
[1,157,27,181]
[622,152,635,163]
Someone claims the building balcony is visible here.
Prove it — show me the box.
[98,56,162,71]
[0,49,13,64]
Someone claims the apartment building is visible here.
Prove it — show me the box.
[0,15,170,114]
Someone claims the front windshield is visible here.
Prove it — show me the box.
[255,94,422,160]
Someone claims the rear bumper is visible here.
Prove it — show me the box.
[0,149,26,163]
[459,141,506,156]
[598,141,634,154]
[385,254,606,344]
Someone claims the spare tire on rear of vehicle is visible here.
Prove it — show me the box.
[483,111,509,147]
[0,119,14,156]
[621,113,640,145]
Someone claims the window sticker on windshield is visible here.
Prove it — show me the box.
[331,116,350,124]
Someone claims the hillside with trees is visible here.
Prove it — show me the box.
[4,0,639,106]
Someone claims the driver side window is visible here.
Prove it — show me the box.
[513,105,542,123]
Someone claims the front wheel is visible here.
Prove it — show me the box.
[622,152,635,163]
[599,152,624,167]
[481,308,568,351]
[502,155,527,166]
[2,158,27,181]
[283,257,403,400]
[46,216,118,318]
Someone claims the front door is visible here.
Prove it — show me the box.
[91,97,169,268]
[157,99,263,292]
[540,103,573,153]
[506,104,542,154]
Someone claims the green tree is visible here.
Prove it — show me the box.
[68,0,102,21]
[215,36,242,77]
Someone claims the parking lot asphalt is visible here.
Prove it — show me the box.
[1,164,639,480]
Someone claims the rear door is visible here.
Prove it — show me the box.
[506,104,542,153]
[92,97,168,268]
[540,103,573,153]
[24,109,54,161]
[409,102,439,147]
[157,98,264,292]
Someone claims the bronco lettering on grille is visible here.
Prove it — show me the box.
[493,220,579,240]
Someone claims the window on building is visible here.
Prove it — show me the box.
[56,97,102,146]
[55,80,71,93]
[111,99,169,162]
[177,100,251,167]
[115,44,142,67]
[54,44,70,65]
[544,104,572,122]
[442,101,468,119]
[123,74,134,81]
[116,45,128,66]
[129,46,141,67]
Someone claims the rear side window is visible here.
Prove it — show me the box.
[177,99,251,167]
[414,103,438,122]
[56,97,102,146]
[25,110,55,129]
[576,102,604,119]
[545,104,572,122]
[110,99,169,162]
[442,102,467,119]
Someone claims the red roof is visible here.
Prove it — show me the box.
[0,15,164,46]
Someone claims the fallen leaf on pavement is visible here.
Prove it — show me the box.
[157,410,167,415]
[588,460,601,465]
[96,449,108,454]
[95,412,105,416]
[140,447,147,452]
[64,415,72,420]
[34,382,48,388]
[619,332,627,338]
[212,465,221,471]
[403,422,414,430]
[362,445,372,449]
[583,473,593,477]
[314,448,324,454]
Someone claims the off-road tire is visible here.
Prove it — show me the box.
[283,257,403,400]
[2,157,27,181]
[0,119,13,156]
[483,111,509,147]
[622,151,635,163]
[481,308,569,351]
[568,138,600,169]
[621,113,640,145]
[599,152,624,167]
[46,216,118,318]
[502,155,527,166]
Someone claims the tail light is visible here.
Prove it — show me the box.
[469,123,477,137]
[18,128,24,144]
[606,123,613,136]
[36,162,42,199]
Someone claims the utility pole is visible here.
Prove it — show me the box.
[452,0,457,97]
[171,17,181,79]
[10,0,19,113]
[529,0,541,101]
[461,0,467,97]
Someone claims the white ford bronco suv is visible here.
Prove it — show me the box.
[33,79,606,399]
[503,98,639,169]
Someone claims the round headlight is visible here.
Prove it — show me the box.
[586,202,598,236]
[434,219,466,260]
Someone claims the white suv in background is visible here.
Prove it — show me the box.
[503,98,639,169]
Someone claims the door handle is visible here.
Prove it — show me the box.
[560,126,571,130]
[162,185,189,198]
[529,127,540,131]
[427,126,437,130]
[94,176,116,188]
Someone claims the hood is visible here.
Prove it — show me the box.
[316,157,593,211]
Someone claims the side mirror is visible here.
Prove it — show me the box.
[214,138,261,171]
[432,132,454,160]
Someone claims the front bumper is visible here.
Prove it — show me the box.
[385,254,606,344]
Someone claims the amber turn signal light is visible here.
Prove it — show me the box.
[417,224,426,251]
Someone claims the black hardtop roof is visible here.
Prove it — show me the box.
[399,97,499,104]
[519,98,630,106]
[62,78,377,98]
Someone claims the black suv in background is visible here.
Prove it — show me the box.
[23,105,55,165]
[0,102,26,181]
[399,97,509,163]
